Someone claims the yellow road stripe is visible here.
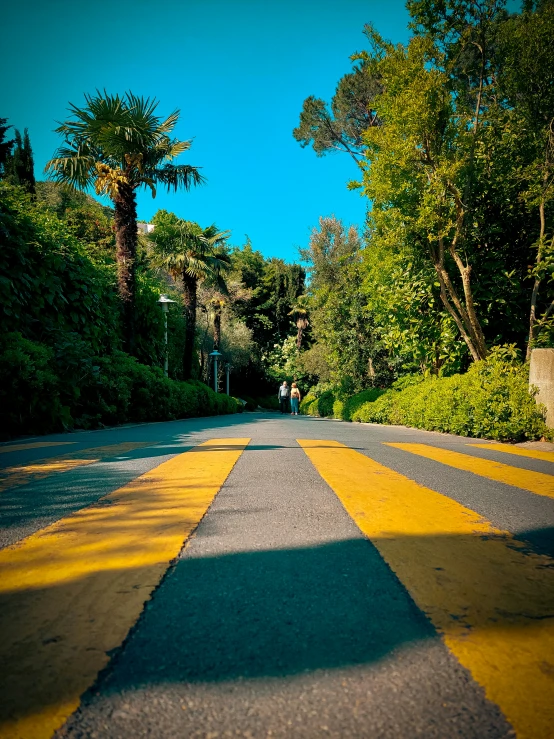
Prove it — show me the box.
[0,442,153,494]
[298,439,554,739]
[468,443,554,464]
[386,442,554,500]
[0,437,249,739]
[0,442,76,455]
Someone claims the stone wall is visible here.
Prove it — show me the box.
[529,348,554,427]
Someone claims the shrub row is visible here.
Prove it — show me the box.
[300,387,384,421]
[1,332,238,438]
[300,355,550,442]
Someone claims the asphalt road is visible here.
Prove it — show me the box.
[1,411,553,739]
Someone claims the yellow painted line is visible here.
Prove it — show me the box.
[0,437,249,739]
[386,442,554,500]
[0,442,76,455]
[467,443,554,464]
[298,439,554,739]
[0,442,153,494]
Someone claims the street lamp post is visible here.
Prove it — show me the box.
[157,295,176,377]
[208,350,222,393]
[224,362,231,395]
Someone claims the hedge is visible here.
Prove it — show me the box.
[300,356,550,442]
[0,333,239,438]
[300,387,384,421]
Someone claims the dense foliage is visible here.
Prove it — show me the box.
[0,332,237,436]
[294,0,554,390]
[0,169,304,436]
[0,182,240,436]
[3,3,554,440]
[300,352,548,442]
[291,0,554,439]
[45,92,204,354]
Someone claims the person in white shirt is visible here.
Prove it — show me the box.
[277,381,290,414]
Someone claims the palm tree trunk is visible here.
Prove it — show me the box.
[114,184,138,355]
[296,317,308,349]
[213,308,222,350]
[183,273,198,380]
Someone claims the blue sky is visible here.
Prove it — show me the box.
[4,0,411,261]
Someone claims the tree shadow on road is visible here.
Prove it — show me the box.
[2,529,553,737]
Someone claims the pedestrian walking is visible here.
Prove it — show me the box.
[290,382,301,415]
[277,381,290,414]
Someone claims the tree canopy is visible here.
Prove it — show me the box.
[294,0,554,389]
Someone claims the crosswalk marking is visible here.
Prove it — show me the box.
[0,442,154,494]
[386,442,554,499]
[467,442,554,464]
[298,438,554,739]
[0,442,76,455]
[0,437,250,739]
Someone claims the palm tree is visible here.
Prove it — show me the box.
[150,215,230,379]
[45,91,204,353]
[289,297,310,350]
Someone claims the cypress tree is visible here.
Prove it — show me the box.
[0,118,14,175]
[4,128,35,194]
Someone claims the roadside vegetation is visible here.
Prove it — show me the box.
[0,100,305,438]
[2,0,554,441]
[291,0,554,441]
[300,348,548,442]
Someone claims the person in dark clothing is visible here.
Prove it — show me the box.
[277,381,290,414]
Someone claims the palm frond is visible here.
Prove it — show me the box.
[153,164,205,191]
[45,142,98,188]
[200,225,231,249]
[183,254,215,279]
[149,217,231,293]
[158,110,180,134]
[48,90,204,198]
[142,138,192,169]
[58,91,128,142]
[163,139,193,161]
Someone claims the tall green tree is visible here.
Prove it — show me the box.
[293,55,381,164]
[355,23,508,361]
[149,210,230,379]
[45,91,204,354]
[301,216,379,390]
[228,240,306,351]
[494,1,554,357]
[4,128,35,194]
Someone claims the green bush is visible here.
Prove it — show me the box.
[351,391,397,425]
[300,392,318,415]
[332,398,345,419]
[317,390,336,417]
[339,388,384,421]
[0,184,121,355]
[299,386,384,421]
[0,338,239,438]
[0,333,64,436]
[352,356,548,441]
[299,388,336,417]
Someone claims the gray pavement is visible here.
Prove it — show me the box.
[3,412,553,736]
